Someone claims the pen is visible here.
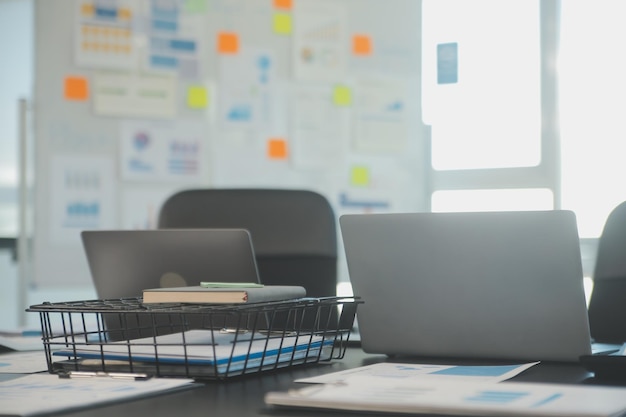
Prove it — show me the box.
[58,371,152,381]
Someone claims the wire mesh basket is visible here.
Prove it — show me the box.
[27,296,361,380]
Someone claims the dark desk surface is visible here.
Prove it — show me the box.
[15,346,614,417]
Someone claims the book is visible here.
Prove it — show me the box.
[265,377,626,417]
[142,285,306,304]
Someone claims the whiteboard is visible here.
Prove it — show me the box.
[32,0,427,288]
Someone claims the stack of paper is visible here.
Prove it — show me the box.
[53,329,332,375]
[265,365,626,417]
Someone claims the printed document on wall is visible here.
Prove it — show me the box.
[354,78,409,153]
[93,72,177,118]
[291,84,351,171]
[48,154,116,245]
[142,0,206,79]
[120,120,208,183]
[293,0,347,81]
[74,0,139,70]
[218,48,276,131]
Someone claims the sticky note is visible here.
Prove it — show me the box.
[184,0,208,13]
[351,166,370,186]
[64,76,89,101]
[218,32,239,54]
[437,42,458,84]
[273,13,292,35]
[333,85,352,106]
[268,138,288,159]
[273,0,292,9]
[187,86,208,109]
[118,7,132,20]
[353,34,372,55]
[80,3,94,16]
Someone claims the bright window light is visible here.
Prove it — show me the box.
[422,0,541,170]
[432,188,554,213]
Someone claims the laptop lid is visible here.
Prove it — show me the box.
[340,210,592,362]
[82,229,261,300]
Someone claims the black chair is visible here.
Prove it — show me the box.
[588,201,626,344]
[157,188,338,299]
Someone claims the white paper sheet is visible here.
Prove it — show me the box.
[0,351,51,373]
[54,330,332,374]
[266,377,626,417]
[0,373,194,416]
[296,361,540,384]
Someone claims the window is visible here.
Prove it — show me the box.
[422,0,559,216]
[559,0,626,238]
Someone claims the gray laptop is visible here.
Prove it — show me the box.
[82,229,261,300]
[340,210,593,362]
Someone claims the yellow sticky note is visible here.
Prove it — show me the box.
[333,85,352,106]
[268,138,288,159]
[64,76,89,101]
[351,166,370,186]
[187,86,208,109]
[273,13,292,35]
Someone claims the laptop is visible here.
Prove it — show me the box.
[82,229,261,300]
[340,210,593,362]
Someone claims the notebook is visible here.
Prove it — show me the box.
[340,210,593,362]
[81,229,261,300]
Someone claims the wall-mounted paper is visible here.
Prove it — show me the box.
[93,72,177,118]
[74,0,138,70]
[145,1,206,79]
[64,76,89,101]
[353,77,409,153]
[291,84,351,170]
[218,48,275,130]
[293,1,347,81]
[120,120,208,183]
[48,154,116,245]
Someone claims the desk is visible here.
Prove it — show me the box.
[3,347,610,417]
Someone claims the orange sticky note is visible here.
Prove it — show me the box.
[218,32,239,54]
[273,0,292,10]
[268,138,288,159]
[353,34,372,55]
[64,76,89,101]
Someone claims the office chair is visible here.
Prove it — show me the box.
[157,188,338,299]
[588,201,626,344]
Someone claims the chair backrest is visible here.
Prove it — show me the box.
[588,201,626,343]
[157,189,338,298]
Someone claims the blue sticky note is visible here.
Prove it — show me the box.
[437,42,458,84]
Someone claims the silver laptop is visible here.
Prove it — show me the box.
[82,229,261,300]
[340,210,593,362]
